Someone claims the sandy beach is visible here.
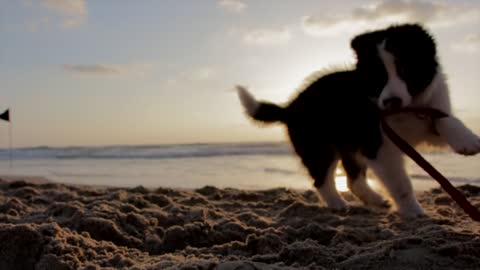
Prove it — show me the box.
[3,1,480,269]
[0,177,479,269]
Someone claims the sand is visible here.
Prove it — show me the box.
[0,177,479,270]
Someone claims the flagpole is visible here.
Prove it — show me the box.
[9,120,12,168]
[0,108,12,167]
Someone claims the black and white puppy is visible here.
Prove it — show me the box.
[237,24,480,218]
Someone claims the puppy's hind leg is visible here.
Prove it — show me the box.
[298,147,347,210]
[314,158,348,210]
[341,153,388,208]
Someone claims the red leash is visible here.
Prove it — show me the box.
[381,108,480,222]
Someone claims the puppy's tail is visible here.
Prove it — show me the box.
[236,85,286,123]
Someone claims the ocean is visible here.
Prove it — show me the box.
[0,142,479,191]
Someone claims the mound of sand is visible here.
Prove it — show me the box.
[0,178,479,269]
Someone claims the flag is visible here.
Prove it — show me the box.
[0,109,9,122]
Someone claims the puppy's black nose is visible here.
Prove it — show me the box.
[383,97,402,109]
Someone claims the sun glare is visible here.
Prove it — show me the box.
[335,176,349,192]
[334,167,380,192]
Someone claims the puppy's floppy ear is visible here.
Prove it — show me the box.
[384,24,436,57]
[351,30,385,56]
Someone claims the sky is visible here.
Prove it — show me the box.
[0,0,479,147]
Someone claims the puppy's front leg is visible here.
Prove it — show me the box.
[367,141,424,218]
[436,116,480,156]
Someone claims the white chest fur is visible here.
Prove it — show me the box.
[384,71,451,148]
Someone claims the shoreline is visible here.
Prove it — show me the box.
[0,172,452,192]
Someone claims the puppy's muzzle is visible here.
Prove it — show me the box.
[382,97,403,110]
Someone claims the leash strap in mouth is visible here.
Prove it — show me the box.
[381,108,480,222]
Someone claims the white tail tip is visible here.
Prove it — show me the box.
[236,85,260,116]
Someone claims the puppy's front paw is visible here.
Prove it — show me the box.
[395,198,425,219]
[437,117,480,156]
[397,204,426,219]
[449,130,480,156]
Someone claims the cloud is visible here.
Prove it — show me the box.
[41,0,87,27]
[302,0,480,37]
[218,0,247,13]
[19,0,87,30]
[64,63,154,77]
[301,16,367,37]
[64,64,120,75]
[189,67,217,81]
[166,66,218,87]
[452,34,480,53]
[242,28,292,46]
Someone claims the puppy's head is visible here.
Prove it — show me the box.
[351,24,438,110]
